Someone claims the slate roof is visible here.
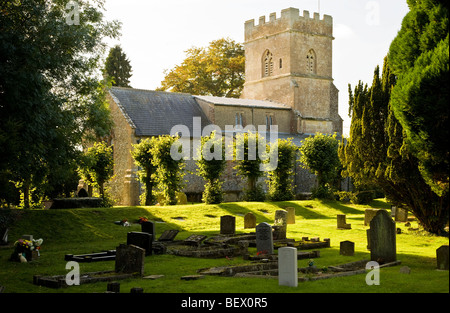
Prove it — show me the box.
[109,87,211,137]
[194,95,291,110]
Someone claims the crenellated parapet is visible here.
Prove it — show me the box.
[245,7,333,42]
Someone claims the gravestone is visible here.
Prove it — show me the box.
[340,241,355,256]
[127,232,152,256]
[278,247,298,287]
[115,244,145,276]
[107,282,120,293]
[0,228,8,246]
[395,208,408,222]
[141,221,155,241]
[364,209,380,226]
[158,230,179,241]
[273,210,288,240]
[436,245,449,270]
[337,214,351,229]
[256,222,273,255]
[368,210,396,263]
[220,215,236,235]
[244,213,256,229]
[286,207,295,224]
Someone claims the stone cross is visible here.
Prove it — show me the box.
[278,247,298,287]
[244,212,256,229]
[256,222,273,255]
[220,215,236,235]
[368,210,396,263]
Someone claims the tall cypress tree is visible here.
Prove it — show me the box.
[104,45,133,87]
[341,57,448,234]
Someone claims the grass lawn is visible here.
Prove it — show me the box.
[0,199,448,294]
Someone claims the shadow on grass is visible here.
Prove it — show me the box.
[269,201,329,219]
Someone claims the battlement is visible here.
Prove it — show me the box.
[245,7,333,41]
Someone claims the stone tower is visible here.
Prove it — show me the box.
[241,8,342,134]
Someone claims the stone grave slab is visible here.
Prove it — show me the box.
[158,229,179,241]
[278,247,298,287]
[337,214,351,229]
[244,212,256,229]
[256,222,273,255]
[368,210,396,263]
[436,245,449,270]
[220,215,236,235]
[127,231,153,256]
[115,244,145,276]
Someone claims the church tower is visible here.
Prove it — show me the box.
[241,8,342,134]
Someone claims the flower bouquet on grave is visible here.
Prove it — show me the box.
[10,238,43,262]
[114,218,130,226]
[137,216,148,224]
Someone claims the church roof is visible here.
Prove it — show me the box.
[109,87,211,137]
[193,95,291,109]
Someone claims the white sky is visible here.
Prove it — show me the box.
[102,0,410,136]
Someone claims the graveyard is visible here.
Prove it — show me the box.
[0,199,448,293]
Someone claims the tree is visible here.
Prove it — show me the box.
[341,56,448,234]
[388,0,449,197]
[266,138,298,201]
[196,131,226,204]
[104,45,133,87]
[151,135,185,205]
[234,132,266,201]
[0,0,120,207]
[131,138,156,205]
[299,133,341,199]
[79,142,113,202]
[158,38,245,98]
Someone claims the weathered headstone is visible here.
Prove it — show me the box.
[395,208,408,222]
[107,282,120,293]
[368,210,396,263]
[286,207,296,224]
[273,210,288,240]
[158,229,179,241]
[436,245,449,270]
[337,214,351,229]
[278,247,298,287]
[364,209,380,226]
[141,221,155,241]
[244,212,256,229]
[127,232,152,256]
[256,222,273,255]
[340,240,355,256]
[115,244,145,276]
[220,215,236,235]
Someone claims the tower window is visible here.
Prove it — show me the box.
[306,49,316,74]
[279,58,283,69]
[262,50,274,77]
[235,112,244,127]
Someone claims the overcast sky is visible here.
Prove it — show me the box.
[102,0,410,136]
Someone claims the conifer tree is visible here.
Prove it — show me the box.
[104,45,133,87]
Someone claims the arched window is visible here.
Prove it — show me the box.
[262,50,274,77]
[306,49,316,74]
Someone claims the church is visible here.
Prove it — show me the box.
[106,7,343,206]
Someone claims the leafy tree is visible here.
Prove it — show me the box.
[342,57,448,234]
[299,133,341,199]
[196,131,226,204]
[79,142,114,201]
[388,0,449,197]
[234,132,266,201]
[104,45,133,87]
[131,138,156,205]
[267,138,298,201]
[158,38,245,98]
[151,135,185,205]
[0,0,120,207]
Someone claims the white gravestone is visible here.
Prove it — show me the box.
[278,247,298,287]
